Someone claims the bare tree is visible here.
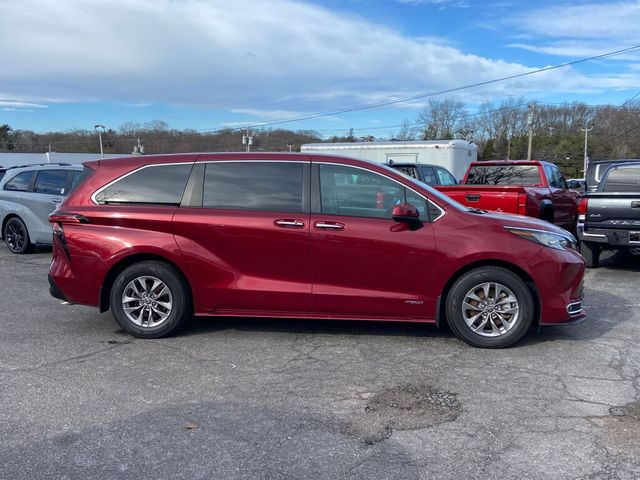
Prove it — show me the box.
[417,98,467,140]
[396,118,415,141]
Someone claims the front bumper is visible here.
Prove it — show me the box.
[529,246,586,325]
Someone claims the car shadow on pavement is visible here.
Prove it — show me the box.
[185,315,454,342]
[599,249,640,271]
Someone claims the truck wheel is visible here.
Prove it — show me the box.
[540,206,554,224]
[445,267,534,348]
[110,261,192,338]
[579,241,601,268]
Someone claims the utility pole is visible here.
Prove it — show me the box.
[526,104,535,161]
[94,124,106,159]
[287,143,294,152]
[242,129,253,152]
[580,123,595,178]
[132,138,145,156]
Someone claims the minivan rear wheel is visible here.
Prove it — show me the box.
[445,267,534,348]
[110,261,191,338]
[4,217,32,254]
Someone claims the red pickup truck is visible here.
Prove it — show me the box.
[436,161,579,232]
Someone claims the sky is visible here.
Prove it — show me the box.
[1,0,640,139]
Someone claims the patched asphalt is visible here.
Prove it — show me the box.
[1,247,639,479]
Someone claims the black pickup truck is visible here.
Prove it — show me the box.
[577,162,640,267]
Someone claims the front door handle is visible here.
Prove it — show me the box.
[274,219,305,228]
[314,221,345,231]
[52,198,62,204]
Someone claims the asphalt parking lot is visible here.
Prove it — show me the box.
[1,247,639,479]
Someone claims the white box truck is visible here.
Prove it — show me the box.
[300,140,477,181]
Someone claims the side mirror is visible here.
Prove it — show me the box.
[392,203,423,230]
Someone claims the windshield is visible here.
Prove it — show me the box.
[466,165,541,185]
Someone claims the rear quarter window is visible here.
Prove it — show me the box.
[94,163,193,204]
[3,171,35,192]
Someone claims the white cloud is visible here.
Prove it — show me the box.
[0,0,637,116]
[395,0,469,7]
[513,1,640,40]
[0,100,48,109]
[508,1,640,62]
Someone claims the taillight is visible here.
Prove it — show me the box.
[376,191,384,209]
[49,212,88,261]
[577,198,588,222]
[517,193,528,216]
[577,198,588,215]
[49,213,90,224]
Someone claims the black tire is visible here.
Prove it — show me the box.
[3,217,32,254]
[445,267,534,349]
[110,261,192,338]
[580,241,601,268]
[540,206,554,224]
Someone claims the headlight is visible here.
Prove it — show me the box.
[505,226,577,251]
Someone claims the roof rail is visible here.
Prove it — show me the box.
[4,163,73,170]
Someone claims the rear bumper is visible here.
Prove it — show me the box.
[48,273,69,302]
[577,223,640,247]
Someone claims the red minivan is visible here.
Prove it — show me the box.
[48,153,586,348]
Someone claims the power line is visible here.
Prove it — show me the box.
[37,42,640,148]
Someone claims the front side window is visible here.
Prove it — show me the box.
[466,165,542,185]
[203,162,303,212]
[319,165,404,219]
[95,164,192,204]
[3,171,34,192]
[602,167,640,192]
[405,188,428,220]
[34,170,69,196]
[420,167,437,186]
[436,168,456,186]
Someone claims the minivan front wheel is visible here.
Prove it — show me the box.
[445,267,534,348]
[4,217,32,254]
[110,261,191,338]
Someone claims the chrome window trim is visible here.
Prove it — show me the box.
[91,158,448,223]
[315,161,447,223]
[91,161,195,205]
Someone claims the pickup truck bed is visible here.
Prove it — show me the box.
[436,161,579,232]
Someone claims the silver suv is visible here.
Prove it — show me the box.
[0,163,84,254]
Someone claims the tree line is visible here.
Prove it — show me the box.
[2,98,640,177]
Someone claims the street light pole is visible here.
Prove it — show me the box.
[580,123,594,178]
[94,124,106,159]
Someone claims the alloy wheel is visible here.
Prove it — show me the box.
[461,282,520,337]
[121,276,173,328]
[5,220,26,253]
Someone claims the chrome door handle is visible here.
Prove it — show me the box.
[52,198,62,203]
[274,219,305,228]
[314,222,345,230]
